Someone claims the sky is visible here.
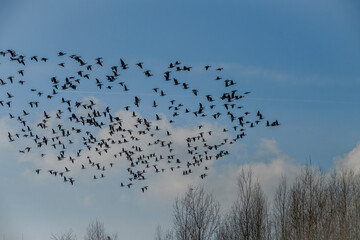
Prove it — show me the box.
[0,0,359,239]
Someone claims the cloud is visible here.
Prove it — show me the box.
[1,98,302,213]
[0,116,19,149]
[205,138,300,208]
[145,138,301,210]
[5,103,233,192]
[335,142,360,172]
[220,62,337,85]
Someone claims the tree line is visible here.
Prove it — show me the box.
[156,167,360,240]
[51,220,118,240]
[51,166,360,240]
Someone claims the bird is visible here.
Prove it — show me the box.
[0,49,279,190]
[120,58,128,69]
[96,57,103,66]
[144,70,153,77]
[136,62,143,69]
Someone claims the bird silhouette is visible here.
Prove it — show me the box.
[0,49,279,190]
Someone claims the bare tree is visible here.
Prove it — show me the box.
[155,225,162,240]
[288,167,329,239]
[158,166,360,240]
[108,233,119,240]
[84,219,118,240]
[173,185,221,240]
[273,176,290,240]
[155,225,174,240]
[51,230,77,240]
[224,168,270,240]
[84,219,106,240]
[330,168,360,240]
[273,167,360,240]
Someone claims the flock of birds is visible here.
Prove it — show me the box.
[1,49,279,192]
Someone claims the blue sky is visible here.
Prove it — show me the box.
[0,0,359,239]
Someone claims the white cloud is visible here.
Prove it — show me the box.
[219,62,336,85]
[144,138,301,211]
[4,105,233,192]
[204,138,300,209]
[0,116,19,149]
[1,102,302,214]
[335,142,360,172]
